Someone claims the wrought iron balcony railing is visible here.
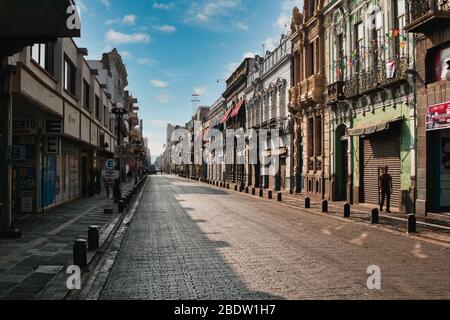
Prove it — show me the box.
[343,56,409,99]
[405,0,450,33]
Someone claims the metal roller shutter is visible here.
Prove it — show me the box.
[362,127,401,207]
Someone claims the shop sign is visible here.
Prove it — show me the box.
[13,119,37,134]
[6,145,26,165]
[45,120,63,134]
[46,136,61,155]
[426,101,450,131]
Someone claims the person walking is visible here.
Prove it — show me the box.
[379,166,393,213]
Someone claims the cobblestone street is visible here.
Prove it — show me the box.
[94,175,450,300]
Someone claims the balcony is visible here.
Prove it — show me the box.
[405,0,450,33]
[327,81,345,103]
[288,74,325,114]
[344,57,409,99]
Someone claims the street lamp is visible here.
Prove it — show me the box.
[111,102,127,203]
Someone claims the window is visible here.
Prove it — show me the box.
[95,95,100,120]
[31,43,54,74]
[315,116,322,156]
[104,105,108,127]
[307,117,314,157]
[64,57,76,96]
[306,42,315,77]
[337,34,344,81]
[395,0,407,57]
[355,23,364,73]
[83,80,90,111]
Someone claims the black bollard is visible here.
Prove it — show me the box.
[245,186,249,194]
[268,190,273,199]
[73,239,87,269]
[88,226,99,250]
[305,197,311,209]
[371,208,379,224]
[322,200,328,213]
[344,203,351,218]
[407,214,417,233]
[252,188,256,195]
[239,185,243,192]
[259,189,264,197]
[277,193,282,202]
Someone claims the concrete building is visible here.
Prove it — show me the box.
[6,38,118,218]
[404,0,450,215]
[0,0,81,235]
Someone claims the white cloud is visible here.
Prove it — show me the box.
[194,86,208,96]
[243,52,256,59]
[106,29,150,44]
[151,79,169,88]
[275,0,303,31]
[122,14,137,26]
[120,51,132,58]
[77,0,88,12]
[155,94,174,104]
[263,37,279,52]
[138,58,157,66]
[154,25,176,33]
[224,62,239,78]
[153,2,174,10]
[236,21,249,31]
[185,0,243,30]
[100,0,111,8]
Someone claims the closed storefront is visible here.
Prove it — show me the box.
[360,126,401,207]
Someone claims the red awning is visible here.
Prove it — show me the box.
[230,99,245,118]
[220,107,233,124]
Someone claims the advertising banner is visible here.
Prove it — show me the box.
[426,101,450,131]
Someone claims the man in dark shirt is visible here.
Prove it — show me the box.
[379,166,393,213]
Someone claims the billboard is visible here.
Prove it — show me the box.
[426,101,450,131]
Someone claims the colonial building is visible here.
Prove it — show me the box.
[324,0,416,212]
[288,1,328,199]
[404,0,450,215]
[245,34,294,192]
[222,58,253,186]
[206,97,226,182]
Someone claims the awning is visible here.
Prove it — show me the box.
[220,107,233,124]
[348,117,403,136]
[230,99,245,118]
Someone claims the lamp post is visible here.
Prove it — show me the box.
[111,103,127,203]
[131,139,143,185]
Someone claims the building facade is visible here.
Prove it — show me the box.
[8,38,118,215]
[222,58,253,186]
[405,0,450,215]
[245,35,294,191]
[288,1,328,199]
[206,97,226,182]
[323,0,416,211]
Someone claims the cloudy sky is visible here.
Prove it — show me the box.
[75,0,303,159]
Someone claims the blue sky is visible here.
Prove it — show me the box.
[74,0,303,159]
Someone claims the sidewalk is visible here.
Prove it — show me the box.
[0,181,135,300]
[201,179,450,245]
